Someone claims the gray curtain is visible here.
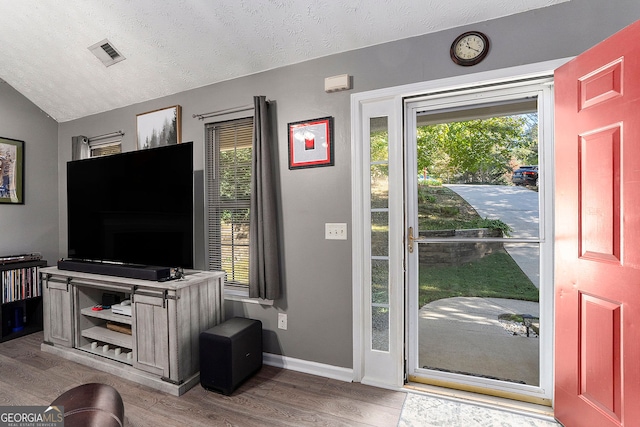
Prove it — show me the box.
[249,96,281,299]
[71,135,89,160]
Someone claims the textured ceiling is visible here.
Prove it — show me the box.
[0,0,567,122]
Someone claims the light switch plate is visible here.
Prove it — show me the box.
[325,223,347,240]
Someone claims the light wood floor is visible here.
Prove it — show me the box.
[0,332,406,426]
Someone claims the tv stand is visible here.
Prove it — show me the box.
[40,267,224,396]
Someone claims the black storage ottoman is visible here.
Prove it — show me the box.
[199,317,262,395]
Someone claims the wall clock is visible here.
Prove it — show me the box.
[450,31,489,66]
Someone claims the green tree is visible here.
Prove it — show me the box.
[417,114,536,184]
[370,129,389,179]
[219,146,252,223]
[510,113,538,167]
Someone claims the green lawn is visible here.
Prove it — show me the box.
[418,249,538,308]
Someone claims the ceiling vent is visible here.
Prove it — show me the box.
[88,39,126,67]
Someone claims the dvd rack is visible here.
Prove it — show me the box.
[0,257,47,342]
[1,264,42,303]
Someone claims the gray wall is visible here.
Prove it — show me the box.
[0,80,58,265]
[54,0,640,369]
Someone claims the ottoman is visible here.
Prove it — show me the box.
[51,383,124,427]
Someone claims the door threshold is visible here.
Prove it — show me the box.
[405,380,554,420]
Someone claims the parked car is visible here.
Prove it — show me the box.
[512,165,538,186]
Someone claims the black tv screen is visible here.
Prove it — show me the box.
[66,142,194,268]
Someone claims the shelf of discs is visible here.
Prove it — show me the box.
[0,256,47,342]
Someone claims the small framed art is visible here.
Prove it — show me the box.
[288,116,334,170]
[0,137,24,204]
[136,105,182,150]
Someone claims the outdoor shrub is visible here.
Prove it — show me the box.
[418,185,437,204]
[439,206,460,217]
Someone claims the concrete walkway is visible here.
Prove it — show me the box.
[419,297,540,385]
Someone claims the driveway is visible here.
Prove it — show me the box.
[445,184,540,288]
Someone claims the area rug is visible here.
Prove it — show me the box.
[398,393,560,427]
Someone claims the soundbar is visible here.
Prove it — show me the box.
[57,259,171,281]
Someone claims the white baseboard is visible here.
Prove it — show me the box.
[263,352,354,383]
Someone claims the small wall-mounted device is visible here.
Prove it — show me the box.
[324,74,351,92]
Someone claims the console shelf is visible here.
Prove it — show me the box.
[80,306,132,325]
[41,267,224,396]
[81,325,132,349]
[77,343,133,365]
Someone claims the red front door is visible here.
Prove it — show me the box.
[555,20,640,427]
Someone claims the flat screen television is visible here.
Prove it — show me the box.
[66,142,194,269]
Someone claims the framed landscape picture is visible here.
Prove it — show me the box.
[136,105,182,150]
[288,116,334,169]
[0,137,24,204]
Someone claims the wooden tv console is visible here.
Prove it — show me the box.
[40,267,224,396]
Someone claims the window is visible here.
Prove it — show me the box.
[90,140,121,157]
[206,117,253,286]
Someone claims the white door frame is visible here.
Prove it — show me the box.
[351,58,571,391]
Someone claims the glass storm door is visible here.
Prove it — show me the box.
[405,81,554,404]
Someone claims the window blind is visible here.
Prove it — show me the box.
[90,142,121,157]
[206,117,253,285]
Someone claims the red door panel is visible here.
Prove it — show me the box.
[555,19,640,427]
[580,294,621,420]
[579,125,621,262]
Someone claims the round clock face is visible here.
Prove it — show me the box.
[450,31,489,66]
